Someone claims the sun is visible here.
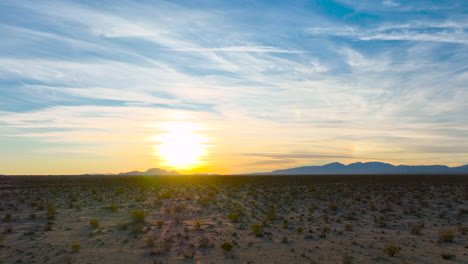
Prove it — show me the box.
[152,122,208,170]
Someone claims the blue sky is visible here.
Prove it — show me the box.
[1,0,467,174]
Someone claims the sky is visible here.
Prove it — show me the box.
[1,0,468,175]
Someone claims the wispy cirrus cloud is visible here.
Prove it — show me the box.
[306,21,468,44]
[1,0,467,174]
[169,46,306,53]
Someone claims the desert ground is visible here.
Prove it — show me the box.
[0,175,466,264]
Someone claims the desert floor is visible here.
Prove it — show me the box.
[0,175,467,264]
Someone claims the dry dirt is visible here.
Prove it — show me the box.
[0,175,467,264]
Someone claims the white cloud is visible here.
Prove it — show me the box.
[170,46,305,53]
[382,0,400,7]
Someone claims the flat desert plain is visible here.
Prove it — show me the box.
[0,175,467,264]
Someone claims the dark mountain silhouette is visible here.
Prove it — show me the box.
[254,162,468,175]
[117,168,179,176]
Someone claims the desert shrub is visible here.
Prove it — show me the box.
[182,249,195,258]
[194,220,202,229]
[44,222,53,231]
[250,224,262,236]
[457,225,468,235]
[3,213,11,222]
[71,243,81,252]
[92,195,103,201]
[297,227,304,233]
[118,223,128,230]
[328,203,339,211]
[342,255,353,264]
[115,188,124,195]
[457,208,467,216]
[383,244,400,256]
[131,210,146,223]
[2,226,12,234]
[46,206,57,220]
[377,220,386,227]
[264,206,277,222]
[281,236,288,243]
[441,253,456,260]
[438,228,456,242]
[29,212,36,219]
[198,236,212,248]
[132,223,145,233]
[344,211,356,220]
[158,192,172,199]
[0,235,4,246]
[369,201,376,211]
[345,224,353,231]
[322,226,331,232]
[64,255,76,264]
[89,218,99,228]
[410,224,421,235]
[322,214,330,223]
[145,237,155,247]
[104,205,118,212]
[156,220,164,229]
[149,247,166,256]
[221,242,233,252]
[135,196,145,202]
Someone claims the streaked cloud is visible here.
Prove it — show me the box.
[0,0,467,174]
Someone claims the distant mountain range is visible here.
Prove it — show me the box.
[116,168,179,176]
[254,162,468,175]
[112,162,468,176]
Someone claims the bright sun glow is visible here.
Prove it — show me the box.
[152,122,208,170]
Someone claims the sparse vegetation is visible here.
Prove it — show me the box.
[131,210,146,223]
[71,243,81,252]
[383,244,400,256]
[194,219,202,229]
[438,228,456,242]
[0,175,465,263]
[156,220,164,229]
[46,206,57,220]
[221,242,233,252]
[250,224,262,236]
[410,223,422,235]
[89,218,99,228]
[441,253,456,260]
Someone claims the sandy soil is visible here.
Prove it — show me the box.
[0,176,467,264]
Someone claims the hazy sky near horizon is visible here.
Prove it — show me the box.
[1,0,468,174]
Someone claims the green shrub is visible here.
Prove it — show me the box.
[221,242,233,252]
[250,224,262,236]
[156,220,164,229]
[89,218,99,228]
[439,228,456,242]
[322,214,330,223]
[383,244,400,256]
[44,222,53,231]
[194,220,202,229]
[131,210,146,222]
[104,205,118,212]
[71,243,81,252]
[46,206,56,220]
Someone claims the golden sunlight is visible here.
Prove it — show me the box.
[152,122,208,170]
